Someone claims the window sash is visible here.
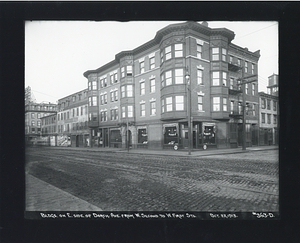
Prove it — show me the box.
[165,46,172,60]
[128,106,133,117]
[213,97,220,111]
[174,43,183,57]
[150,57,155,69]
[127,85,133,97]
[175,96,184,110]
[140,104,145,117]
[212,72,220,86]
[197,69,203,84]
[165,71,172,86]
[175,69,184,84]
[212,48,219,61]
[197,44,202,58]
[198,96,203,111]
[223,98,227,111]
[150,78,155,93]
[150,101,156,115]
[140,82,145,95]
[166,97,172,112]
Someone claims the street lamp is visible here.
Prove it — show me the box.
[185,68,192,155]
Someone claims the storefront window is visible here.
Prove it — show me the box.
[138,129,148,144]
[110,130,122,143]
[203,124,216,144]
[164,125,178,145]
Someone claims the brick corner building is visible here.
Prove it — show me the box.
[83,21,261,150]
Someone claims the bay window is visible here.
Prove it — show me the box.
[175,69,184,84]
[174,43,183,57]
[175,96,184,110]
[213,97,220,111]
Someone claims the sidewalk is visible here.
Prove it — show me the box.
[26,173,102,211]
[46,145,278,157]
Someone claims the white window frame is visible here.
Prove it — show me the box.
[175,69,184,84]
[175,96,184,111]
[150,78,155,93]
[140,81,145,95]
[197,69,203,85]
[165,70,172,86]
[223,98,227,111]
[213,97,220,111]
[166,97,173,112]
[212,72,220,86]
[174,43,183,58]
[165,46,172,60]
[150,101,156,115]
[212,48,219,61]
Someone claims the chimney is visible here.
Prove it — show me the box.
[201,21,208,27]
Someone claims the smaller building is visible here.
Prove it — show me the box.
[25,102,57,146]
[40,113,58,146]
[258,74,279,145]
[57,89,89,147]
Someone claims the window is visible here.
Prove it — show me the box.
[128,105,133,117]
[122,106,126,118]
[37,121,41,127]
[245,61,248,73]
[150,78,155,93]
[121,86,125,98]
[166,97,173,112]
[64,113,66,120]
[114,73,118,83]
[274,115,277,124]
[104,94,107,104]
[140,103,145,117]
[165,46,172,60]
[100,95,104,105]
[174,43,183,57]
[252,83,256,95]
[245,84,249,94]
[100,77,107,88]
[92,81,97,90]
[150,101,156,115]
[238,102,242,114]
[267,114,271,124]
[267,99,271,110]
[78,94,81,100]
[140,61,145,73]
[230,100,234,113]
[230,78,234,89]
[262,113,265,123]
[229,56,233,63]
[175,96,184,110]
[31,121,35,126]
[222,48,227,61]
[58,114,60,121]
[140,81,145,95]
[252,63,255,74]
[261,98,266,109]
[212,72,220,86]
[161,74,165,87]
[222,72,227,86]
[37,113,41,118]
[110,74,114,85]
[197,69,203,85]
[114,90,118,101]
[252,104,256,116]
[88,82,91,90]
[212,48,219,61]
[197,43,202,59]
[138,129,148,144]
[223,98,227,111]
[61,113,63,120]
[165,70,172,86]
[67,111,69,119]
[160,51,163,64]
[89,96,97,106]
[77,107,79,116]
[127,66,133,76]
[121,67,125,78]
[81,107,83,115]
[175,69,184,84]
[161,99,165,113]
[213,97,220,111]
[127,85,133,97]
[149,56,155,69]
[110,91,114,102]
[273,101,277,111]
[245,103,249,115]
[238,58,241,66]
[31,113,35,118]
[100,111,107,122]
[198,95,203,111]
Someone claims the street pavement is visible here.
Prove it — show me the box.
[25,145,278,212]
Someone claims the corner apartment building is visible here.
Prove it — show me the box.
[83,21,260,149]
[259,74,279,145]
[25,102,57,145]
[57,89,89,147]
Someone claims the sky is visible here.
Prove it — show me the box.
[25,21,278,104]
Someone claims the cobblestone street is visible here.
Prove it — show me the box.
[25,147,279,212]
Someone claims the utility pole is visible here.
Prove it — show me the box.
[185,68,191,155]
